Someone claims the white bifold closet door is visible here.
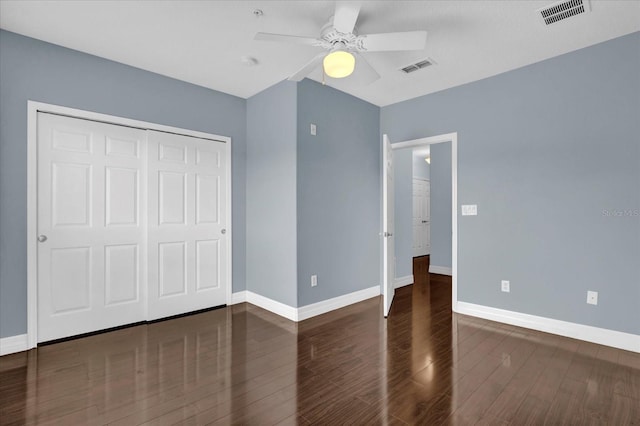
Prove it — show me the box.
[37,113,227,343]
[37,113,148,342]
[147,130,227,320]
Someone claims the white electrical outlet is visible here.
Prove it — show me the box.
[501,280,510,293]
[587,290,598,305]
[310,123,317,136]
[462,205,477,216]
[311,275,317,287]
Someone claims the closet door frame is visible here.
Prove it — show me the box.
[26,101,232,349]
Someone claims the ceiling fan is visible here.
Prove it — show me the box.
[254,2,427,84]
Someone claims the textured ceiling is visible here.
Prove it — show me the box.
[1,1,638,106]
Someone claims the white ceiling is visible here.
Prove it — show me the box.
[1,1,638,106]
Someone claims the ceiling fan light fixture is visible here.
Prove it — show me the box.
[323,50,355,78]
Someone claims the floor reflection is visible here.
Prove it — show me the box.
[2,257,639,424]
[379,255,455,423]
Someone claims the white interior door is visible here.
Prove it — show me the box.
[382,134,395,317]
[147,130,228,320]
[37,113,147,342]
[423,180,431,253]
[412,179,430,257]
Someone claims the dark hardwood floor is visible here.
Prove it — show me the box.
[1,256,639,425]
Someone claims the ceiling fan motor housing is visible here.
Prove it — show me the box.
[319,19,361,52]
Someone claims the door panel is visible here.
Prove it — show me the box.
[158,242,187,297]
[196,239,220,290]
[104,244,139,305]
[106,135,139,158]
[147,131,227,320]
[37,113,147,342]
[159,171,187,224]
[106,167,139,226]
[196,175,220,224]
[52,163,92,227]
[50,247,91,313]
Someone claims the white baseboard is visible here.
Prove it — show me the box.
[0,334,28,356]
[242,286,380,323]
[230,291,247,304]
[456,302,640,353]
[298,286,380,321]
[245,291,298,322]
[429,265,452,276]
[394,275,414,289]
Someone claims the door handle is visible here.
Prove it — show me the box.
[38,235,48,242]
[422,220,428,223]
[221,229,226,235]
[384,232,393,237]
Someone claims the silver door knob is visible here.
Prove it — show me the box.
[38,235,47,242]
[221,229,226,235]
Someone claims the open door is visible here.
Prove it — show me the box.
[382,134,395,317]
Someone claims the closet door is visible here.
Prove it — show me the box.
[37,113,147,342]
[147,131,228,320]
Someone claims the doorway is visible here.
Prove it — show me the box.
[381,133,458,316]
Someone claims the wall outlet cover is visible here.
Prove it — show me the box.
[462,204,477,216]
[501,280,510,292]
[587,290,598,305]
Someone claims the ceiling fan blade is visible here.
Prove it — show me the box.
[358,31,427,52]
[254,32,319,46]
[288,52,326,82]
[353,53,380,85]
[333,2,361,33]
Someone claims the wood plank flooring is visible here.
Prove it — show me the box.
[1,255,639,425]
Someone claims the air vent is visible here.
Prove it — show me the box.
[537,0,590,25]
[400,58,435,74]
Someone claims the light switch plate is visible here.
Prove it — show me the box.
[310,123,317,136]
[462,205,477,216]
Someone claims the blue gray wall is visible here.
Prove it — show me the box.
[2,28,637,340]
[381,32,640,335]
[297,79,380,307]
[393,148,414,279]
[412,153,430,180]
[246,81,298,307]
[429,142,452,269]
[0,30,247,338]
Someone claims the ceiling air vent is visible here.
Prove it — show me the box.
[537,0,590,25]
[400,58,435,74]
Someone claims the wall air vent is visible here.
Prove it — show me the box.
[538,0,590,25]
[400,58,435,74]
